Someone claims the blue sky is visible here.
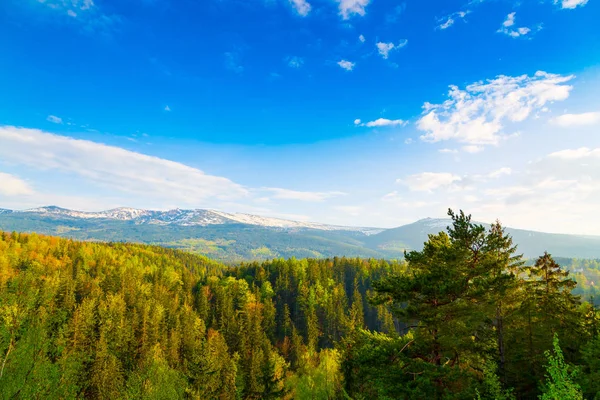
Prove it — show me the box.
[1,0,599,234]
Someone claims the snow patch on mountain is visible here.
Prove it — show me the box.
[10,206,383,233]
[420,218,451,230]
[210,210,366,231]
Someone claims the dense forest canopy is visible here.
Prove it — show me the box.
[0,210,599,399]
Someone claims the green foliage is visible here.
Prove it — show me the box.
[0,211,597,399]
[286,349,344,400]
[475,362,515,400]
[344,210,595,400]
[578,333,600,399]
[0,231,400,399]
[539,335,583,400]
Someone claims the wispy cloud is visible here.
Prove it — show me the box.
[337,60,355,71]
[286,56,304,69]
[437,10,469,30]
[548,147,600,160]
[550,111,600,127]
[474,148,600,234]
[439,148,458,154]
[497,12,540,38]
[0,172,34,196]
[354,118,407,127]
[36,0,121,34]
[164,105,171,112]
[337,0,370,20]
[358,34,366,43]
[555,0,588,9]
[289,0,311,16]
[37,0,95,17]
[462,145,484,153]
[47,115,63,124]
[0,126,248,205]
[376,40,408,59]
[387,146,600,234]
[417,71,574,147]
[0,126,350,210]
[397,172,462,192]
[488,167,512,178]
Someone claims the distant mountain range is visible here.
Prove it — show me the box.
[3,206,382,233]
[1,206,599,262]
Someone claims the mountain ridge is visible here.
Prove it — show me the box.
[7,205,382,234]
[1,206,600,261]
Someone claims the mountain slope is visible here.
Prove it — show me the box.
[10,206,381,232]
[1,207,599,261]
[0,207,386,262]
[365,218,600,259]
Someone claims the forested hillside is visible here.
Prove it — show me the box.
[3,209,600,261]
[1,211,599,399]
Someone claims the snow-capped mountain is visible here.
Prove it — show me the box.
[2,206,600,260]
[13,206,382,233]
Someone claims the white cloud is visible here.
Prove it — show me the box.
[338,0,370,20]
[488,167,512,178]
[498,13,539,38]
[38,0,95,16]
[379,144,600,234]
[286,56,304,68]
[0,126,248,205]
[164,105,171,112]
[290,0,311,16]
[503,12,516,27]
[439,148,458,154]
[417,71,574,146]
[470,148,600,234]
[376,43,394,59]
[359,34,366,43]
[550,111,600,127]
[404,138,414,144]
[548,147,600,160]
[355,118,407,127]
[0,172,34,196]
[264,188,347,202]
[437,11,469,30]
[398,172,461,192]
[462,145,484,153]
[36,0,120,33]
[376,40,407,59]
[555,0,588,9]
[47,115,63,124]
[337,60,355,71]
